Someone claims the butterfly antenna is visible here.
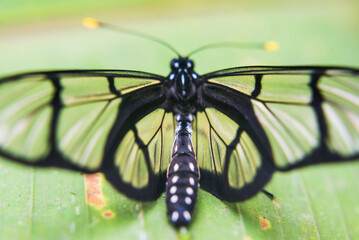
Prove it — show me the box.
[83,17,181,57]
[186,41,279,57]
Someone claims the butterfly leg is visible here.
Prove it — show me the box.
[261,189,275,200]
[165,114,199,227]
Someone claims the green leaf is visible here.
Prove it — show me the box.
[1,161,358,239]
[1,1,359,239]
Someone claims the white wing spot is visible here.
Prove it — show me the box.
[185,197,192,205]
[192,73,198,79]
[171,211,179,222]
[170,195,178,203]
[169,73,175,80]
[186,187,194,196]
[183,211,191,222]
[169,186,177,194]
[172,176,179,183]
[189,163,195,172]
[189,177,195,186]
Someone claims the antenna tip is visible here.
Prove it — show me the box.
[82,18,101,29]
[264,41,279,51]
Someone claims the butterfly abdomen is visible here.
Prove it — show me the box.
[166,116,199,227]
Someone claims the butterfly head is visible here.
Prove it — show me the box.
[168,57,198,103]
[170,57,194,72]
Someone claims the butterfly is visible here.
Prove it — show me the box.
[0,18,359,228]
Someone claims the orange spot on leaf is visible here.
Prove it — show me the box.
[273,200,280,208]
[102,210,115,218]
[259,216,271,230]
[85,173,105,209]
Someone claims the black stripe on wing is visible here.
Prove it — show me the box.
[194,83,275,201]
[202,66,359,172]
[0,70,170,200]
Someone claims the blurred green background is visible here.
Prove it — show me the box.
[0,0,359,239]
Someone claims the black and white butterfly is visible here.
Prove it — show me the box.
[1,19,358,227]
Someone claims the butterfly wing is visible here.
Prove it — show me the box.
[0,70,174,200]
[195,66,359,201]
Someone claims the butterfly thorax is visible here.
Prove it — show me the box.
[167,57,199,114]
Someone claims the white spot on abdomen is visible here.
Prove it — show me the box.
[170,195,178,203]
[189,162,195,172]
[170,186,177,194]
[172,176,179,183]
[173,163,179,172]
[186,187,194,196]
[183,211,191,221]
[171,211,179,222]
[189,177,195,186]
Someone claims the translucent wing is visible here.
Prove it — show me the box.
[0,70,174,200]
[193,108,274,201]
[196,66,359,201]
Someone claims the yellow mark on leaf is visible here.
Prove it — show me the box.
[85,173,105,209]
[102,210,115,218]
[259,216,271,230]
